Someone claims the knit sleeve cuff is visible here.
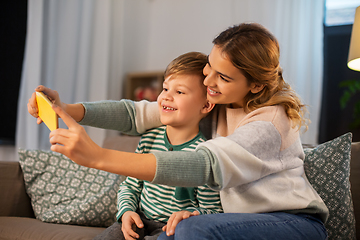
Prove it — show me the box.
[79,99,139,134]
[151,151,211,187]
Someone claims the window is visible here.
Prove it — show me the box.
[319,0,360,143]
[325,0,359,26]
[0,2,27,145]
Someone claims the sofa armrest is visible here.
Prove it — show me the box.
[0,161,35,218]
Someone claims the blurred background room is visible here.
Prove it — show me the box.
[1,0,360,161]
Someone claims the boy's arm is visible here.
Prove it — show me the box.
[116,176,143,221]
[162,186,222,237]
[188,186,222,214]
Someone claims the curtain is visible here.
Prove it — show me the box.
[16,0,123,151]
[231,0,324,144]
[16,0,323,154]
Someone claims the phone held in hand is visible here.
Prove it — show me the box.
[36,91,59,131]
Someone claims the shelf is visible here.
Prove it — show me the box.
[125,71,164,101]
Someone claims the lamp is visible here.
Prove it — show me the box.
[348,6,360,71]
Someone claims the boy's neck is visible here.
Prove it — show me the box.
[166,124,200,146]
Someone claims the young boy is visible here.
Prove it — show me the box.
[93,52,222,240]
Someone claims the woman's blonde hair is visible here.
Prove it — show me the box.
[213,23,308,131]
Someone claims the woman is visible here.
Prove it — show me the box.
[28,23,328,239]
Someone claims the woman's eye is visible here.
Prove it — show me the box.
[163,88,168,91]
[220,75,230,83]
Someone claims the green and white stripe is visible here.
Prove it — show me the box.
[116,126,222,222]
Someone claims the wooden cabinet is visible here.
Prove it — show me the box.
[125,71,164,101]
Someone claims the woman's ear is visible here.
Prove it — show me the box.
[250,83,265,94]
[201,100,215,114]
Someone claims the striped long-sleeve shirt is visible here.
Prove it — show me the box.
[116,126,222,223]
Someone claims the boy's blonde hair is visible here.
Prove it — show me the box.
[164,52,207,87]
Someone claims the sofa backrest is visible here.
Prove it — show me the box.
[0,161,35,218]
[1,136,359,239]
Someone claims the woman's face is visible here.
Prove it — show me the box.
[203,46,257,108]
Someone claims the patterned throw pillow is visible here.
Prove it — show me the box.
[303,132,355,240]
[18,149,123,227]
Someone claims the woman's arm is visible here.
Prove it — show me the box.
[50,104,221,187]
[132,100,162,134]
[63,103,85,122]
[151,150,221,189]
[79,100,162,135]
[28,86,85,124]
[79,100,138,134]
[29,86,162,135]
[50,104,156,180]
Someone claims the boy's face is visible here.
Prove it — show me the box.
[157,74,208,128]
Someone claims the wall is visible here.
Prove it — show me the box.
[110,0,323,144]
[120,0,226,74]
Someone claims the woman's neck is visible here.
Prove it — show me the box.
[228,103,244,109]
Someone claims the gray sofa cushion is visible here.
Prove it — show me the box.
[18,149,123,227]
[304,132,355,240]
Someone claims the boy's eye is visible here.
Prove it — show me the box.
[163,88,168,91]
[177,91,184,94]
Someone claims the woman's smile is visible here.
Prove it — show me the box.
[207,87,221,96]
[203,46,254,108]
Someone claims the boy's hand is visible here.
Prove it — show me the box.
[162,210,199,236]
[121,211,144,240]
[27,85,64,124]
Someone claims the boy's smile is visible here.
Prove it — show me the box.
[162,105,177,111]
[157,74,208,131]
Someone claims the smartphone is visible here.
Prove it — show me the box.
[35,91,59,131]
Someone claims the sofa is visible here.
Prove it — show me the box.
[0,133,359,240]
